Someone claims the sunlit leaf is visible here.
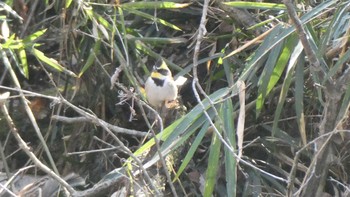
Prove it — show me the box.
[120,1,190,9]
[271,41,304,137]
[223,1,286,10]
[65,0,73,8]
[78,39,102,77]
[256,33,298,115]
[174,121,210,181]
[222,100,237,196]
[124,8,182,31]
[203,122,221,197]
[23,29,47,43]
[31,48,77,77]
[1,20,10,40]
[18,47,29,78]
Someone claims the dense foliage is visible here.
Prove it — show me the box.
[1,0,350,196]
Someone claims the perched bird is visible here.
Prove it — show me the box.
[144,60,178,109]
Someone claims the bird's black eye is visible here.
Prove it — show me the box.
[157,68,170,76]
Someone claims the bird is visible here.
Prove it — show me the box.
[144,60,178,109]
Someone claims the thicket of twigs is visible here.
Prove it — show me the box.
[1,0,350,196]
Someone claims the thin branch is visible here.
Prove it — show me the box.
[283,0,322,74]
[52,115,150,137]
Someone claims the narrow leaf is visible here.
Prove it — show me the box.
[18,47,29,78]
[79,39,102,77]
[223,100,237,196]
[203,124,221,197]
[65,0,73,8]
[271,41,304,137]
[236,80,245,159]
[223,1,286,10]
[256,33,298,115]
[31,48,77,77]
[23,29,47,43]
[295,57,306,145]
[174,121,210,181]
[124,8,182,31]
[121,1,191,9]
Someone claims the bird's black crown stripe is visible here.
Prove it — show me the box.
[152,77,165,87]
[156,68,170,76]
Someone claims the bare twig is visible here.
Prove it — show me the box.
[19,0,39,38]
[283,0,323,75]
[52,115,150,137]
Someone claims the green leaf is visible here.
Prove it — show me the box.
[128,37,187,44]
[18,47,29,79]
[31,48,77,77]
[174,121,210,181]
[204,123,222,197]
[120,1,190,9]
[1,34,24,49]
[132,87,238,160]
[124,8,182,31]
[271,41,304,137]
[239,0,338,82]
[23,29,47,43]
[256,33,299,115]
[318,2,350,58]
[295,57,306,145]
[223,1,286,10]
[134,40,183,71]
[65,0,73,8]
[223,100,237,196]
[256,38,284,115]
[239,25,284,81]
[78,39,102,77]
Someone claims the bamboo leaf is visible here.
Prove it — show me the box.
[239,0,338,81]
[256,33,298,115]
[174,121,210,181]
[18,47,29,79]
[256,38,284,115]
[78,39,102,77]
[124,8,182,31]
[295,56,306,145]
[65,0,73,8]
[223,1,286,10]
[121,1,190,9]
[23,29,47,43]
[236,80,245,159]
[203,123,222,197]
[31,48,77,77]
[271,41,304,137]
[223,100,237,196]
[318,2,350,57]
[128,37,187,44]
